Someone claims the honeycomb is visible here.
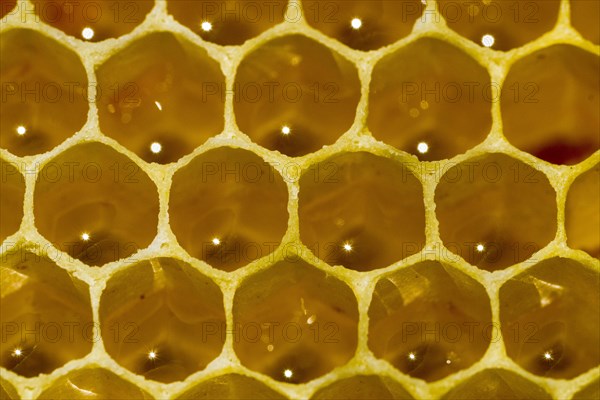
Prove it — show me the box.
[0,0,599,399]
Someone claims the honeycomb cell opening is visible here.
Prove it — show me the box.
[500,258,600,379]
[33,143,159,267]
[0,251,93,377]
[501,44,599,165]
[0,29,88,157]
[99,258,226,383]
[0,158,25,243]
[435,153,557,271]
[170,147,288,271]
[32,0,154,42]
[175,374,285,399]
[302,1,425,51]
[571,0,600,44]
[311,375,413,400]
[368,261,492,382]
[566,163,599,258]
[96,32,225,164]
[368,38,492,160]
[573,379,600,400]
[233,34,361,156]
[233,259,359,383]
[299,152,425,271]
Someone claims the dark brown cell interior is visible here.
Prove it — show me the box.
[233,260,359,383]
[0,0,16,18]
[368,261,492,382]
[33,142,159,266]
[299,152,425,271]
[566,163,599,258]
[500,257,600,379]
[0,159,25,242]
[175,374,286,399]
[99,258,226,383]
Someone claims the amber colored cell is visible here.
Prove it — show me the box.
[0,378,18,400]
[435,154,557,271]
[566,163,600,258]
[441,369,552,400]
[571,0,600,44]
[96,32,225,164]
[0,252,93,377]
[0,0,16,18]
[501,45,599,165]
[32,0,153,42]
[303,1,425,51]
[33,143,159,266]
[167,0,287,46]
[0,29,88,157]
[299,152,425,271]
[573,379,600,400]
[0,159,24,242]
[37,368,152,399]
[311,375,414,400]
[234,35,361,156]
[368,38,492,160]
[233,259,359,383]
[170,147,288,271]
[100,258,226,383]
[437,0,560,50]
[368,261,492,382]
[175,374,286,399]
[500,258,600,379]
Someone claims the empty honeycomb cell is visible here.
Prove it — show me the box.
[33,142,159,267]
[571,0,600,44]
[0,158,25,243]
[96,32,225,164]
[435,153,557,271]
[175,374,286,399]
[501,45,599,165]
[0,0,16,18]
[573,379,600,400]
[0,251,93,377]
[99,257,226,383]
[566,163,599,257]
[32,0,154,42]
[368,261,492,382]
[233,35,361,156]
[368,38,492,160]
[0,378,18,400]
[298,152,425,271]
[302,1,425,51]
[499,257,600,379]
[167,0,287,46]
[0,29,88,157]
[170,147,288,271]
[233,259,359,383]
[437,0,560,50]
[440,369,552,400]
[311,375,413,400]
[37,367,153,399]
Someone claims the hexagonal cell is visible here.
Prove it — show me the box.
[0,378,18,400]
[435,153,557,271]
[441,369,551,400]
[175,374,285,399]
[298,152,425,271]
[499,257,600,379]
[37,368,152,399]
[573,379,600,400]
[0,0,16,19]
[0,158,24,243]
[233,259,359,383]
[571,0,600,44]
[99,257,225,383]
[311,375,413,400]
[0,29,88,157]
[33,142,159,267]
[96,32,225,164]
[501,45,599,165]
[302,1,424,51]
[437,0,560,50]
[170,147,288,271]
[233,35,361,156]
[0,252,93,377]
[566,163,599,258]
[167,0,287,46]
[368,261,492,382]
[32,0,154,42]
[368,38,492,160]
